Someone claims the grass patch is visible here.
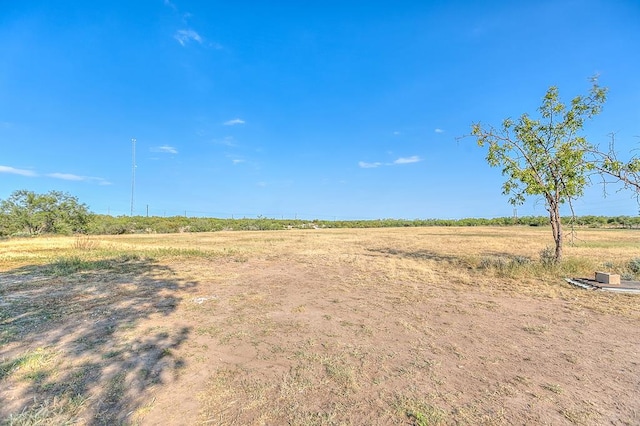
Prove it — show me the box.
[43,253,147,276]
[72,235,100,251]
[0,347,57,381]
[144,247,223,259]
[541,383,564,394]
[522,324,548,334]
[394,395,447,426]
[477,255,533,276]
[45,257,111,275]
[4,395,89,425]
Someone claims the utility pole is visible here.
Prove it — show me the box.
[131,138,136,216]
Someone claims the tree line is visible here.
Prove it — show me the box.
[0,189,638,237]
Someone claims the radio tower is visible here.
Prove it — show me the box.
[131,138,136,216]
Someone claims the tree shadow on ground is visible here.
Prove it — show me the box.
[366,247,464,265]
[0,255,198,424]
[367,248,532,267]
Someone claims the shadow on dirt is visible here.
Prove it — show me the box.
[367,247,463,265]
[0,255,198,424]
[367,248,532,268]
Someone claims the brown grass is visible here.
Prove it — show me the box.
[1,227,639,425]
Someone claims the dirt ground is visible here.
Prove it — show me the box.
[1,227,639,425]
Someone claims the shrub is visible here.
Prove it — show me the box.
[539,246,556,267]
[628,258,640,275]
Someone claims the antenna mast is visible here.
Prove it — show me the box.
[131,138,136,216]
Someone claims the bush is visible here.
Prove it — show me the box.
[628,258,640,275]
[539,246,556,267]
[0,190,90,235]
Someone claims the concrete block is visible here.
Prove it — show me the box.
[595,271,621,285]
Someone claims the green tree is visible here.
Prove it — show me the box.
[0,190,91,236]
[589,134,640,202]
[471,79,607,262]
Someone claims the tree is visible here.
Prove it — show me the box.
[471,79,607,263]
[589,134,640,202]
[0,190,91,236]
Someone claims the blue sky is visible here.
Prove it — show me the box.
[1,0,639,219]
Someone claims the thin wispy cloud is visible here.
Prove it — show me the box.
[167,2,221,48]
[48,173,85,181]
[226,153,246,165]
[393,131,401,136]
[151,145,178,154]
[0,165,37,177]
[174,29,202,46]
[224,118,245,126]
[358,161,382,169]
[359,155,422,168]
[47,173,112,185]
[1,165,110,184]
[394,156,421,165]
[213,136,237,147]
[435,128,445,133]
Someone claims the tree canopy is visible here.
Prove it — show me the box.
[0,190,91,236]
[589,134,640,202]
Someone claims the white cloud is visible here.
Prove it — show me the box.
[151,145,178,154]
[232,159,245,165]
[435,128,445,133]
[224,118,245,126]
[174,29,202,46]
[393,131,401,136]
[48,173,85,181]
[360,155,422,168]
[257,181,267,187]
[0,165,110,184]
[358,161,382,169]
[212,136,237,147]
[164,0,177,10]
[48,173,112,185]
[0,165,37,177]
[394,156,421,165]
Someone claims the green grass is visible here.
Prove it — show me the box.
[45,257,112,275]
[0,347,57,381]
[393,396,447,426]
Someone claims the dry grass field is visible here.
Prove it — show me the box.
[1,227,639,425]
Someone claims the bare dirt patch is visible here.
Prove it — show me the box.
[1,228,639,425]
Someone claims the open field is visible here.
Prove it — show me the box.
[1,227,639,425]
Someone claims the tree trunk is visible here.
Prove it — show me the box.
[548,201,563,263]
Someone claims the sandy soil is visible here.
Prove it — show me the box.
[0,228,638,425]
